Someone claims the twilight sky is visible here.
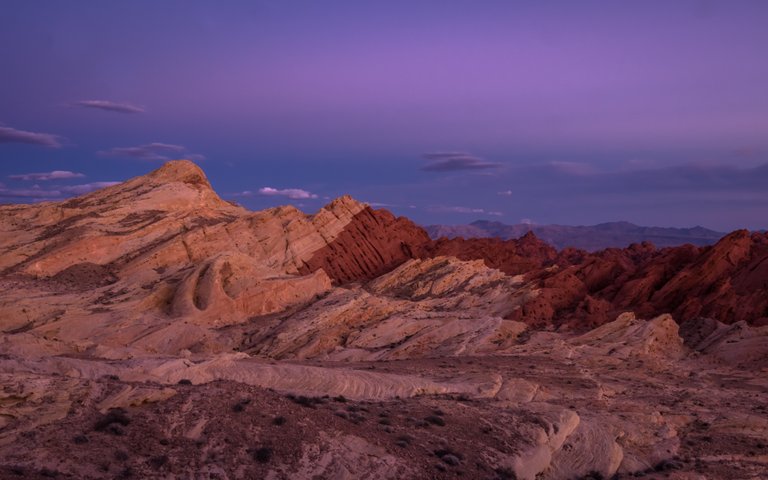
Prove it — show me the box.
[1,1,767,231]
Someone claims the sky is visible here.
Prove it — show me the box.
[1,0,767,231]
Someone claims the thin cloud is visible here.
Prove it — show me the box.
[0,126,63,147]
[498,190,513,196]
[422,152,501,172]
[257,187,318,199]
[61,182,120,194]
[429,205,503,216]
[0,186,62,199]
[74,100,145,114]
[548,161,597,176]
[98,142,205,161]
[9,170,85,181]
[0,181,119,201]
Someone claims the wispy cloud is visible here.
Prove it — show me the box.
[257,187,318,199]
[98,142,205,161]
[74,100,145,114]
[9,170,85,181]
[0,181,119,201]
[0,186,63,199]
[61,182,120,194]
[0,125,63,147]
[547,161,597,176]
[429,205,503,216]
[422,152,501,172]
[498,190,513,196]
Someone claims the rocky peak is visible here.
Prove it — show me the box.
[321,195,368,218]
[145,159,212,188]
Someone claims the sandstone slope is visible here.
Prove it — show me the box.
[1,160,766,479]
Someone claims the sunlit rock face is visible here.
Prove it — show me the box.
[1,161,766,479]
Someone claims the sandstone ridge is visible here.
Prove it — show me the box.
[1,161,766,479]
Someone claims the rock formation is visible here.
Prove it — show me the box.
[0,160,766,479]
[426,219,725,250]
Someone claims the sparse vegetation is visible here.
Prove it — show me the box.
[578,471,604,480]
[493,467,517,480]
[425,415,446,426]
[148,455,168,469]
[252,447,273,463]
[94,408,131,435]
[287,394,324,408]
[272,415,287,426]
[395,434,412,448]
[232,398,251,412]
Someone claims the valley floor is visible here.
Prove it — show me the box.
[2,344,767,479]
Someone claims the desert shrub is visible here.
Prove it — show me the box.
[434,448,463,460]
[653,459,683,472]
[73,434,89,444]
[94,408,131,433]
[252,447,273,463]
[395,434,412,448]
[425,415,446,426]
[578,471,604,480]
[272,416,287,426]
[148,455,168,469]
[379,417,392,426]
[494,467,517,479]
[232,399,251,412]
[177,379,192,385]
[287,394,324,408]
[332,395,347,403]
[441,454,460,466]
[346,404,368,412]
[8,465,25,476]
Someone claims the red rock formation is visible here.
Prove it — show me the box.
[433,230,768,328]
[298,207,431,284]
[419,231,559,275]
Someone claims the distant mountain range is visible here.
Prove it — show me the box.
[424,220,726,251]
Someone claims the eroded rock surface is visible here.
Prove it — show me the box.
[1,160,766,479]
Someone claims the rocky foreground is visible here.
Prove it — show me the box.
[1,161,767,479]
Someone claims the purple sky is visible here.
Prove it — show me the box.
[1,1,767,231]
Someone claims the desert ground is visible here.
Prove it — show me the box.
[1,161,766,479]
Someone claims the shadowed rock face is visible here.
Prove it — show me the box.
[1,160,767,479]
[425,220,726,250]
[419,231,561,275]
[298,206,431,284]
[418,231,768,328]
